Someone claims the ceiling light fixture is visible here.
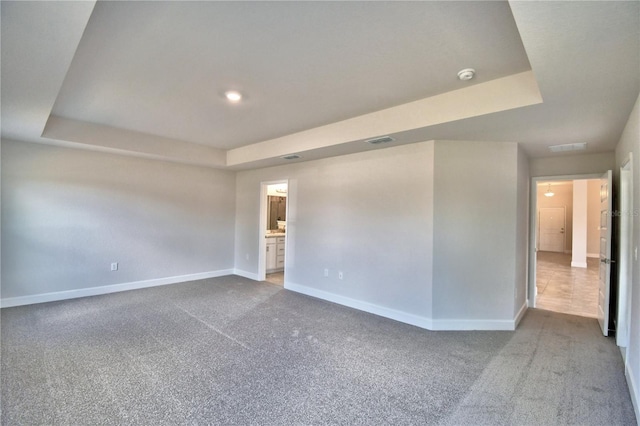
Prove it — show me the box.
[457,68,476,81]
[224,90,242,102]
[544,184,555,197]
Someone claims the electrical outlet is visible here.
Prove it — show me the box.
[324,268,329,277]
[110,262,118,271]
[338,271,344,280]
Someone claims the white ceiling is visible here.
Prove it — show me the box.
[1,1,639,170]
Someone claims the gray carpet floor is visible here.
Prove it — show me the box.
[1,275,636,425]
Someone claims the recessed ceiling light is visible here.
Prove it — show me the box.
[457,68,476,81]
[224,90,242,102]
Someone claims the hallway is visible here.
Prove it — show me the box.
[265,272,284,286]
[536,251,599,318]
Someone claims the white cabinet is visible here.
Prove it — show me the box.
[266,239,277,272]
[276,237,285,269]
[266,236,285,273]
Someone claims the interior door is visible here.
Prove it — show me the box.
[616,157,633,347]
[598,170,613,336]
[539,207,565,252]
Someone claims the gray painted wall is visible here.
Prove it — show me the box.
[1,139,236,299]
[237,140,528,327]
[2,137,530,329]
[432,141,520,322]
[530,152,615,177]
[615,93,640,418]
[235,142,435,319]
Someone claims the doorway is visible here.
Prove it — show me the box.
[259,181,288,285]
[530,176,606,322]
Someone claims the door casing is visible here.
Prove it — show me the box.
[258,180,289,282]
[529,174,604,308]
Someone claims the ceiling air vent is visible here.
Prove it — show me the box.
[548,142,587,153]
[281,154,301,160]
[365,136,394,145]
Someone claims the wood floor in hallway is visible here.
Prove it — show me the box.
[265,271,284,285]
[536,251,599,318]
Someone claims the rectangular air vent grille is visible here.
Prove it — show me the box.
[365,136,394,145]
[548,142,587,152]
[281,154,301,160]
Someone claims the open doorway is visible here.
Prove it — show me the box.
[533,178,602,318]
[261,181,288,285]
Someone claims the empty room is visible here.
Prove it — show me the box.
[1,1,639,424]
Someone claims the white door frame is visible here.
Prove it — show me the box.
[528,174,603,307]
[617,153,634,348]
[258,179,289,282]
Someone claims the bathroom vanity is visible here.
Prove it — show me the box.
[266,234,285,272]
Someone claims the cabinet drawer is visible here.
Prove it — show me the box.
[277,246,285,255]
[276,237,286,244]
[276,258,285,268]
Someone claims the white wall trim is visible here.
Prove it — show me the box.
[233,269,261,281]
[285,282,434,330]
[626,364,639,424]
[430,318,517,331]
[514,301,528,328]
[0,269,233,308]
[286,281,521,331]
[587,253,600,258]
[529,173,603,317]
[570,261,588,268]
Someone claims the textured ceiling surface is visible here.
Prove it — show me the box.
[51,1,530,149]
[1,1,639,168]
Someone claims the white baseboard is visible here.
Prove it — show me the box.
[571,261,588,268]
[587,253,599,258]
[233,269,261,281]
[430,318,518,331]
[285,282,434,330]
[0,269,234,308]
[514,301,528,328]
[627,363,640,424]
[286,282,521,331]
